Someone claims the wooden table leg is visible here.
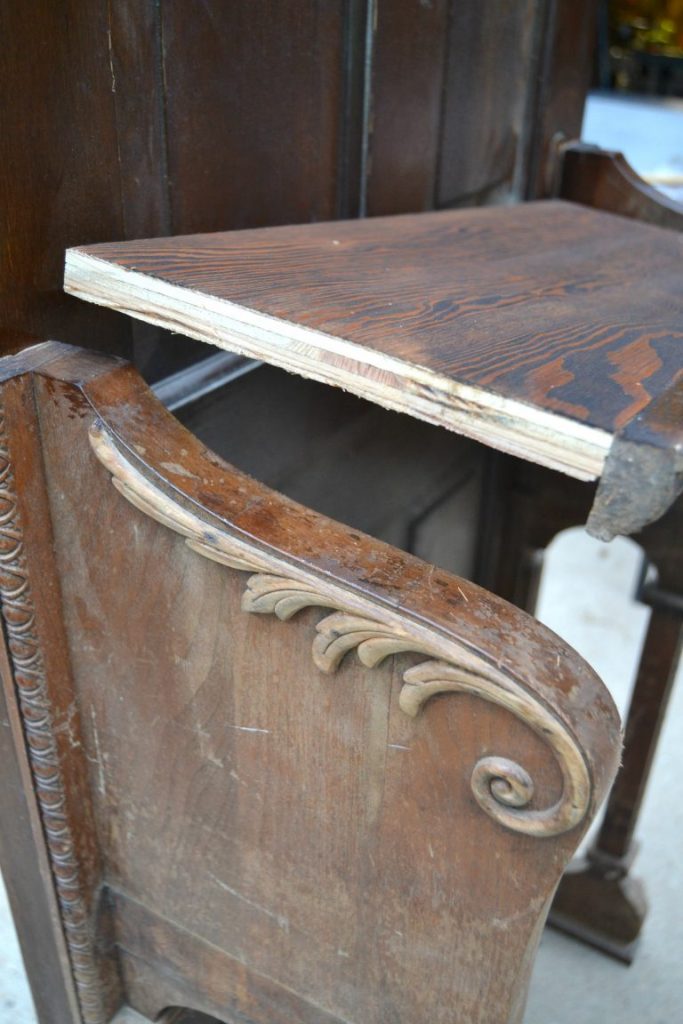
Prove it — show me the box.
[477,456,683,961]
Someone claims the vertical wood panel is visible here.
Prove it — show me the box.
[366,0,450,215]
[525,0,597,197]
[437,0,538,206]
[159,1,349,234]
[108,1,171,240]
[0,1,133,355]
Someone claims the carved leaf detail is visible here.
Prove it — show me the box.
[313,612,429,674]
[243,574,328,620]
[90,421,592,839]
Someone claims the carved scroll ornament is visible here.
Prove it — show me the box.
[90,422,591,840]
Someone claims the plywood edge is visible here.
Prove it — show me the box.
[64,249,611,479]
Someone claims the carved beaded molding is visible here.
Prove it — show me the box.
[0,407,109,1024]
[90,421,591,839]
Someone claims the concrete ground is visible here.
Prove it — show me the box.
[1,92,682,1022]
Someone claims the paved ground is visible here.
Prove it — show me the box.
[1,91,682,1023]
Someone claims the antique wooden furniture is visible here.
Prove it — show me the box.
[0,340,621,1024]
[64,193,683,967]
[0,0,669,983]
[64,198,683,538]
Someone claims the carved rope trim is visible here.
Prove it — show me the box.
[0,406,109,1024]
[90,422,591,839]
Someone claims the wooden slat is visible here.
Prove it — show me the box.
[66,201,683,480]
[0,1,132,355]
[525,0,597,199]
[437,0,537,205]
[366,0,450,215]
[159,2,348,234]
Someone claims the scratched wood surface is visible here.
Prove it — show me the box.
[0,342,621,1024]
[66,200,683,480]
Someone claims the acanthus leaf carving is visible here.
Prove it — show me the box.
[89,421,592,839]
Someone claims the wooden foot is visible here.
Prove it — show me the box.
[547,847,647,964]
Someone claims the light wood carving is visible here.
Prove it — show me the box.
[90,421,591,839]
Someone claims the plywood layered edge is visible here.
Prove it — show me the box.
[64,250,612,480]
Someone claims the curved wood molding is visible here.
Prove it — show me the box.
[90,420,593,839]
[559,142,683,232]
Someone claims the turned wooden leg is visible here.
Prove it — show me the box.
[549,502,683,961]
[477,456,682,961]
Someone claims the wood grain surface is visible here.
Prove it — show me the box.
[66,200,683,479]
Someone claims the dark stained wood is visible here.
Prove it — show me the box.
[366,0,450,215]
[159,2,348,234]
[437,0,537,206]
[597,498,683,861]
[107,3,170,241]
[525,1,597,198]
[0,1,133,356]
[559,143,683,232]
[66,201,683,465]
[0,341,621,1024]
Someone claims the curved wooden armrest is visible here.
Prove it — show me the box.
[78,350,620,840]
[558,141,683,232]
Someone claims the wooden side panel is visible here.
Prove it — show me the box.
[0,374,122,1023]
[1,347,617,1024]
[36,402,561,1023]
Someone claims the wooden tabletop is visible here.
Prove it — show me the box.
[65,200,683,482]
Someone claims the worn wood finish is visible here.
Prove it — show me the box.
[0,342,621,1024]
[66,200,683,483]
